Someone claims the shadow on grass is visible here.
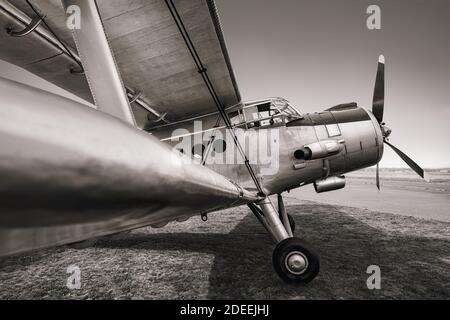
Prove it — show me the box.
[95,203,450,299]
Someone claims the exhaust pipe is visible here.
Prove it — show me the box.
[314,176,346,193]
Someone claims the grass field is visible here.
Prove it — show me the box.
[1,177,449,299]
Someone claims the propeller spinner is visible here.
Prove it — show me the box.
[372,55,429,188]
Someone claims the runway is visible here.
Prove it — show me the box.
[0,174,449,299]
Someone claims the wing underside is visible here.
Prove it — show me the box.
[0,0,241,127]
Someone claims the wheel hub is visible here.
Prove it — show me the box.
[285,251,308,275]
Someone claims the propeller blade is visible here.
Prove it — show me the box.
[376,162,380,190]
[384,140,430,182]
[372,55,385,123]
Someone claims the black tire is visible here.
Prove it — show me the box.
[272,237,320,284]
[288,214,295,233]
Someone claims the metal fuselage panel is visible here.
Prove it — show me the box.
[158,106,383,195]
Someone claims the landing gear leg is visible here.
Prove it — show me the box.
[288,214,295,233]
[249,195,319,284]
[278,193,293,236]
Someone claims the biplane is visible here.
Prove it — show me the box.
[0,0,428,283]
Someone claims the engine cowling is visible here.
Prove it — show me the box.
[314,176,346,193]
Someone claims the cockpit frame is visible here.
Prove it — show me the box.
[229,97,303,129]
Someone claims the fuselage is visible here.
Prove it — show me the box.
[151,99,384,196]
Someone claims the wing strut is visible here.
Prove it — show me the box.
[61,0,136,125]
[165,0,265,196]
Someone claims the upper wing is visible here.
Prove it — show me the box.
[0,0,241,127]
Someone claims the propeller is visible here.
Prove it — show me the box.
[371,55,429,189]
[384,140,430,182]
[372,55,385,124]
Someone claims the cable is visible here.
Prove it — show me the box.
[165,0,264,196]
[25,0,83,72]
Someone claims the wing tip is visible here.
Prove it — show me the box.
[378,54,385,64]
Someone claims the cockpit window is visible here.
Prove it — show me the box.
[239,98,302,128]
[257,103,281,119]
[273,99,302,120]
[243,106,258,123]
[228,110,242,125]
[279,104,300,118]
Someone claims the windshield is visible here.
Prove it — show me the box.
[272,98,302,119]
[242,97,302,123]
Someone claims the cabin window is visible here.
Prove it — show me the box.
[257,102,271,119]
[243,106,259,127]
[228,110,242,125]
[326,124,341,137]
[258,103,280,119]
[192,144,206,159]
[244,106,258,122]
[243,103,283,128]
[213,139,227,153]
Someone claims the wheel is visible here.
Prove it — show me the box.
[288,214,295,232]
[272,237,319,284]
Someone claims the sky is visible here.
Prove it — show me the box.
[1,0,449,168]
[216,0,450,168]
